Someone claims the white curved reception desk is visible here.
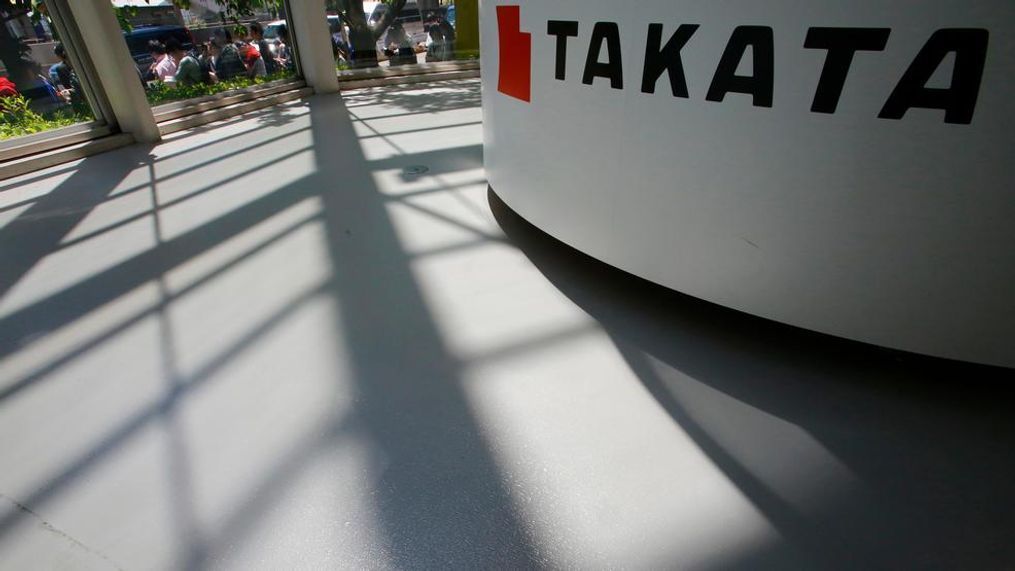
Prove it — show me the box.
[481,1,1015,368]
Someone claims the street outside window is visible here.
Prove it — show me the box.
[326,0,477,72]
[0,3,96,140]
[112,0,300,109]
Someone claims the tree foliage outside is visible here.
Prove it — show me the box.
[122,0,407,66]
[0,1,288,86]
[0,92,92,139]
[116,0,283,34]
[0,1,42,88]
[2,0,410,86]
[0,0,415,139]
[145,69,290,105]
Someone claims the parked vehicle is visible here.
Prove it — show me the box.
[122,25,194,78]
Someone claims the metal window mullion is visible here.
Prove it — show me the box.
[282,0,305,80]
[45,0,117,130]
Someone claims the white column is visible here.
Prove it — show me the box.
[288,0,340,94]
[64,0,161,143]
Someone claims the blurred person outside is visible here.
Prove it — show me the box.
[234,25,250,47]
[196,42,214,73]
[210,35,244,81]
[48,44,72,92]
[425,14,456,62]
[276,25,294,72]
[149,40,178,81]
[384,21,415,66]
[32,19,48,42]
[249,22,277,75]
[0,77,17,98]
[332,21,352,64]
[48,43,84,108]
[171,40,211,86]
[242,44,266,78]
[22,61,63,111]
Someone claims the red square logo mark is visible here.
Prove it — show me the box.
[497,5,531,102]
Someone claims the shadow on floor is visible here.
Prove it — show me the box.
[0,146,153,301]
[0,91,542,569]
[302,94,544,569]
[8,80,1012,568]
[342,78,482,115]
[489,188,1015,569]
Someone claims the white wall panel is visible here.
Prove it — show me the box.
[482,0,1015,367]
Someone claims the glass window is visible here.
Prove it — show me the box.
[0,3,98,141]
[329,0,478,73]
[111,0,300,110]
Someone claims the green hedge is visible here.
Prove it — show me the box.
[146,71,297,106]
[0,71,299,140]
[0,95,93,140]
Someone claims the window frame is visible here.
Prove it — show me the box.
[0,0,116,163]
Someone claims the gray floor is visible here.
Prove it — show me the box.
[1,79,1013,570]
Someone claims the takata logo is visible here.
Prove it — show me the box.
[497,5,991,124]
[497,5,531,102]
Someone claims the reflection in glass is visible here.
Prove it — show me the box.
[0,3,95,140]
[112,0,299,109]
[327,0,478,71]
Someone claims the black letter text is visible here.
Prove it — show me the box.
[805,27,890,113]
[547,20,579,81]
[879,29,989,124]
[583,22,624,89]
[706,26,775,107]
[641,23,699,97]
